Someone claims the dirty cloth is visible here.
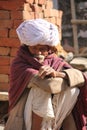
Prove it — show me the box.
[24,86,79,130]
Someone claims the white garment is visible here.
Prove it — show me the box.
[24,87,79,130]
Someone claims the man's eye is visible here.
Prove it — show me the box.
[40,48,45,51]
[40,48,48,51]
[32,48,36,50]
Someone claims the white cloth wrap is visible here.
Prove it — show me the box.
[24,87,79,130]
[16,19,60,46]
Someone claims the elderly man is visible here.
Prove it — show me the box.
[4,19,86,130]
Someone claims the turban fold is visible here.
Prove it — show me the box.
[16,19,60,46]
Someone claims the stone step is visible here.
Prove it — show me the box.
[0,92,8,101]
[0,124,5,130]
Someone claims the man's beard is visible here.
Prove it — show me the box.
[34,55,45,63]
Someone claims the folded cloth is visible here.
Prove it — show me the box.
[28,75,68,94]
[28,68,85,94]
[63,68,85,88]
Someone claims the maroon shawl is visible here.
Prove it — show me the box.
[9,45,70,111]
[73,81,87,130]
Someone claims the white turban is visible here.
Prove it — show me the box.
[16,19,60,46]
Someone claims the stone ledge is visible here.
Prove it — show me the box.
[0,92,8,101]
[0,125,4,130]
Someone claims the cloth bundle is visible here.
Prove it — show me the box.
[16,19,60,46]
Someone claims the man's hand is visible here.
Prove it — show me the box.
[38,65,56,79]
[38,65,67,79]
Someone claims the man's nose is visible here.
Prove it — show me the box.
[35,50,42,55]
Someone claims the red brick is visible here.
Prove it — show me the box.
[24,3,32,12]
[13,20,23,28]
[0,74,9,83]
[0,47,10,56]
[50,17,56,25]
[34,0,38,4]
[56,17,62,27]
[0,83,9,91]
[52,9,59,17]
[43,9,54,17]
[55,10,63,18]
[0,1,24,11]
[42,5,45,11]
[0,10,10,19]
[23,11,34,20]
[44,18,51,22]
[0,20,13,29]
[11,11,23,20]
[14,0,25,1]
[0,38,20,47]
[10,48,18,56]
[34,12,43,19]
[9,29,18,38]
[0,29,8,38]
[0,56,10,66]
[26,0,34,4]
[55,11,62,18]
[33,4,43,12]
[0,66,10,74]
[43,9,63,19]
[38,0,46,5]
[46,1,53,9]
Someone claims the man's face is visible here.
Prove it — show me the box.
[28,45,49,58]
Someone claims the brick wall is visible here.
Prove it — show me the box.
[0,0,63,92]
